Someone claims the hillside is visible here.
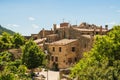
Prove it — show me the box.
[0,25,15,35]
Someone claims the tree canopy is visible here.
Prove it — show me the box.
[0,32,25,51]
[0,32,12,50]
[70,25,120,80]
[0,51,31,80]
[0,32,31,80]
[22,40,45,69]
[12,33,25,48]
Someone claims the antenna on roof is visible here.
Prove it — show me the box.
[68,20,71,27]
[62,18,64,22]
[76,20,78,25]
[68,20,70,23]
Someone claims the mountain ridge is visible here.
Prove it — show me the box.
[0,25,15,35]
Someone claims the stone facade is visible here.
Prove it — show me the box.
[31,34,38,40]
[46,34,59,43]
[38,28,53,39]
[48,39,79,69]
[33,22,109,69]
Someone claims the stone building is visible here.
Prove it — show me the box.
[38,28,53,39]
[31,34,38,40]
[48,39,79,69]
[33,22,109,69]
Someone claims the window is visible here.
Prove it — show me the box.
[55,57,58,62]
[52,47,55,52]
[59,47,62,52]
[84,43,86,48]
[68,58,72,64]
[74,57,77,62]
[72,47,75,52]
[51,56,54,61]
[96,32,99,34]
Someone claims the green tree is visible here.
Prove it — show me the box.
[18,65,27,74]
[0,71,16,80]
[1,32,11,43]
[9,59,22,68]
[0,51,13,62]
[0,51,13,71]
[0,32,12,50]
[4,66,18,74]
[12,33,25,48]
[70,25,120,80]
[22,40,45,69]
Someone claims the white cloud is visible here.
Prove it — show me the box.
[32,24,39,29]
[28,17,35,21]
[6,24,20,27]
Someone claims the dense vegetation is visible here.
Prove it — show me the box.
[0,51,30,80]
[0,32,45,80]
[70,25,120,80]
[0,32,25,51]
[22,40,45,69]
[0,25,15,35]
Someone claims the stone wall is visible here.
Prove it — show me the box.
[46,34,59,43]
[33,22,108,69]
[38,29,53,38]
[31,34,38,40]
[69,27,82,39]
[48,40,79,69]
[78,35,93,58]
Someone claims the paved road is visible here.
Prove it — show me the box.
[35,69,60,80]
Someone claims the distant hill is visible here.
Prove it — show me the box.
[0,25,15,35]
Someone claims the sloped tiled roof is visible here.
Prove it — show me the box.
[73,28,107,32]
[34,38,46,44]
[49,39,78,45]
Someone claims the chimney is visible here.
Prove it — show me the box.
[42,28,45,38]
[105,25,108,30]
[51,28,53,31]
[53,24,57,33]
[60,22,69,28]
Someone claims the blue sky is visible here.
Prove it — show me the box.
[0,0,120,36]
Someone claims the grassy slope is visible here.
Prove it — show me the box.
[0,25,15,35]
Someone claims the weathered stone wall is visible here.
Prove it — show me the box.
[69,27,82,39]
[60,22,69,28]
[56,28,70,39]
[78,35,93,58]
[33,22,108,69]
[38,30,53,38]
[31,34,38,40]
[48,40,79,69]
[46,34,59,43]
